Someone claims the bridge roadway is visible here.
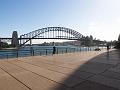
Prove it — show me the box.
[0,49,120,90]
[0,38,80,40]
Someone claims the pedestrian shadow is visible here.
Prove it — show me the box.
[53,50,120,90]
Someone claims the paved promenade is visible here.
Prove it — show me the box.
[0,49,120,90]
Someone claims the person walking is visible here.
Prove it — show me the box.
[107,45,110,52]
[53,46,56,54]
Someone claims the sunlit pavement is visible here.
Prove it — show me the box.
[0,49,120,90]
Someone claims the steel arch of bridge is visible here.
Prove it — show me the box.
[20,27,83,46]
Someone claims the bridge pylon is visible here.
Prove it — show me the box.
[11,31,19,47]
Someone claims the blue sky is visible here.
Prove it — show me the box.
[0,0,120,41]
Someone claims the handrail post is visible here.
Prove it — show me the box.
[7,54,8,59]
[33,50,34,56]
[46,49,47,55]
[16,50,18,58]
[66,48,67,53]
[30,47,33,56]
[57,48,58,54]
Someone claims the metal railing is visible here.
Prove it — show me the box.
[0,46,97,59]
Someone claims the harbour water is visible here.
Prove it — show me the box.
[0,45,98,59]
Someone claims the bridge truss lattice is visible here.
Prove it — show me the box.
[20,27,83,46]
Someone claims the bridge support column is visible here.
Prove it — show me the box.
[11,31,19,47]
[20,36,22,45]
[30,39,32,45]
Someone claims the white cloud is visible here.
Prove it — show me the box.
[87,20,120,41]
[117,17,120,23]
[89,22,95,26]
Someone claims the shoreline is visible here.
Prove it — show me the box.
[0,47,18,50]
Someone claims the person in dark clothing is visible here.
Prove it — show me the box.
[107,45,110,52]
[53,46,56,54]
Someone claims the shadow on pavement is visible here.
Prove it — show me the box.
[54,50,120,90]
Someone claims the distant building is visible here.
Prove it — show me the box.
[11,31,19,47]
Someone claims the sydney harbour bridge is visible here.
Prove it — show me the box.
[0,27,84,47]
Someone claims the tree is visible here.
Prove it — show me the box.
[84,36,90,46]
[114,34,120,49]
[89,35,93,46]
[118,34,120,42]
[0,42,10,48]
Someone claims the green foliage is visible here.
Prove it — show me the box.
[118,34,120,42]
[0,42,11,49]
[114,42,120,49]
[80,35,104,46]
[114,34,120,49]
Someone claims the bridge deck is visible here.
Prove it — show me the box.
[0,50,120,90]
[0,37,80,40]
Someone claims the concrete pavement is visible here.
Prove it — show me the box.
[0,49,120,90]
